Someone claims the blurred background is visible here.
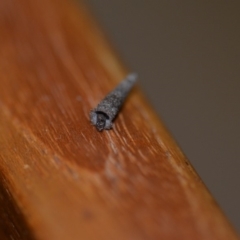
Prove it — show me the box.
[83,0,240,233]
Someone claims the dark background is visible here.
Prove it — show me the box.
[83,0,240,233]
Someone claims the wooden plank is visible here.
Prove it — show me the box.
[0,0,238,239]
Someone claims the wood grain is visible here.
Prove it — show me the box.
[0,0,238,239]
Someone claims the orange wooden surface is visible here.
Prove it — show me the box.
[0,0,238,239]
